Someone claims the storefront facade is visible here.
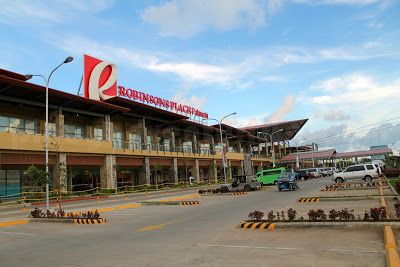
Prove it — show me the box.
[0,64,306,195]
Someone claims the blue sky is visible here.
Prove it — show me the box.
[1,0,400,152]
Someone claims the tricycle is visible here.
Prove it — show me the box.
[278,172,299,191]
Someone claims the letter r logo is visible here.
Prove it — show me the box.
[83,54,117,101]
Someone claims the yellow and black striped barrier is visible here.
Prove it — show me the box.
[232,192,248,195]
[321,188,337,192]
[74,218,106,224]
[297,198,320,203]
[179,201,200,206]
[240,222,275,230]
[259,187,270,191]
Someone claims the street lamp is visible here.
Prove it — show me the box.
[257,129,283,168]
[291,140,300,169]
[208,112,237,184]
[25,56,74,210]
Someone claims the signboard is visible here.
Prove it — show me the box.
[83,54,208,119]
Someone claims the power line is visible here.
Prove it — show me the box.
[297,116,400,145]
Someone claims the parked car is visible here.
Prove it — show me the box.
[301,168,320,178]
[332,164,379,183]
[295,169,310,180]
[320,167,336,176]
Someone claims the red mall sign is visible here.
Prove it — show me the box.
[83,54,208,119]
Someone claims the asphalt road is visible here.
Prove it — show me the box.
[0,178,386,267]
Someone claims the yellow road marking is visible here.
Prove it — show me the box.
[0,219,28,228]
[136,218,188,232]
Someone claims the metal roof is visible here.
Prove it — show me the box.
[214,124,267,143]
[334,148,392,159]
[281,149,336,161]
[0,72,129,114]
[281,147,393,162]
[159,119,221,134]
[240,119,308,142]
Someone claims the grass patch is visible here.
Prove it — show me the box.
[388,177,400,194]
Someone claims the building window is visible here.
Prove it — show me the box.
[94,128,103,141]
[48,123,57,136]
[10,118,24,133]
[183,141,192,153]
[113,132,124,149]
[200,144,210,154]
[0,116,10,132]
[162,138,170,152]
[129,133,141,150]
[0,116,38,134]
[146,136,152,150]
[65,124,84,139]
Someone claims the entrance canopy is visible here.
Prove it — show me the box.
[240,119,308,142]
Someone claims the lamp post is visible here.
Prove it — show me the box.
[291,140,300,169]
[257,129,283,168]
[25,56,73,210]
[208,112,237,184]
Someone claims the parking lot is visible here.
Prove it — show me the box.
[0,177,397,267]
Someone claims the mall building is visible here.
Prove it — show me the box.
[0,65,307,195]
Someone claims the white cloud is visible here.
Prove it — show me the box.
[171,92,206,109]
[368,21,384,29]
[310,73,400,105]
[296,122,400,152]
[266,95,296,123]
[47,34,399,90]
[0,0,114,24]
[141,0,267,38]
[292,0,379,5]
[315,108,351,121]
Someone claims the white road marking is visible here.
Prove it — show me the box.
[196,244,384,254]
[0,231,37,236]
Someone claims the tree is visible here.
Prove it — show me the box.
[26,165,48,192]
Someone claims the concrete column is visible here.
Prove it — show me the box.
[239,161,244,175]
[173,158,178,184]
[227,160,232,181]
[192,133,197,154]
[54,153,67,192]
[142,118,147,149]
[100,155,116,189]
[104,114,112,141]
[84,125,92,139]
[56,108,64,137]
[192,159,200,183]
[213,159,218,182]
[145,157,151,184]
[171,130,176,152]
[210,135,215,152]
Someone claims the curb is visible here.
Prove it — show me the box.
[259,187,270,191]
[384,226,400,267]
[232,192,248,195]
[74,218,106,224]
[297,198,320,202]
[139,201,199,206]
[239,222,275,230]
[321,188,336,192]
[29,218,106,224]
[240,221,400,230]
[179,201,200,205]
